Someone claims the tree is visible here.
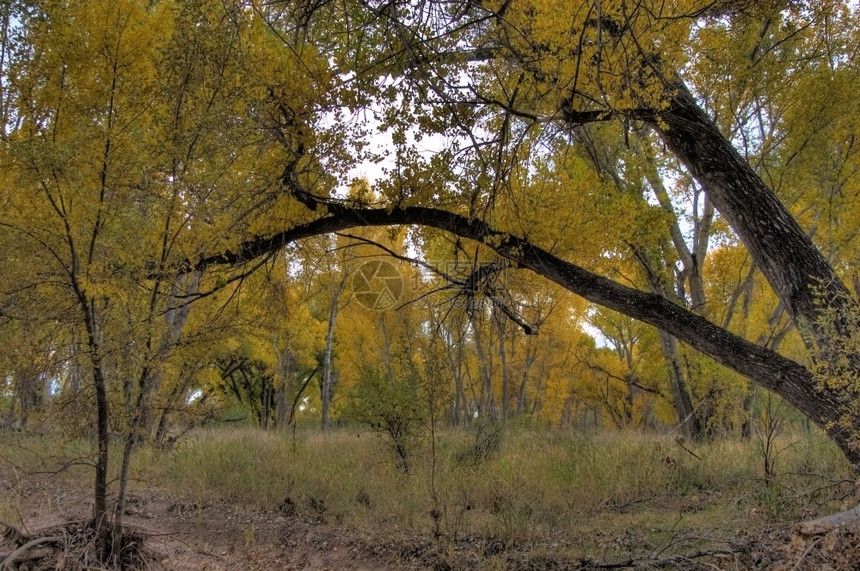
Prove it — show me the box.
[18,0,840,466]
[4,5,860,565]
[297,234,360,431]
[0,0,334,559]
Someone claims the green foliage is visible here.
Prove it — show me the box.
[344,367,426,472]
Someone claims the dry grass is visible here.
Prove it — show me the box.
[151,423,856,552]
[1,423,855,566]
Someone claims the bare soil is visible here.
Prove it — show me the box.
[2,469,859,570]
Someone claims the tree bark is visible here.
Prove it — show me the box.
[798,507,860,535]
[440,316,467,425]
[471,314,496,419]
[648,81,857,333]
[321,297,339,431]
[657,329,702,440]
[80,300,111,561]
[495,309,510,423]
[516,345,537,416]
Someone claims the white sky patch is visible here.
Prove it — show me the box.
[345,121,451,189]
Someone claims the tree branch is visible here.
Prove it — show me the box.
[187,204,851,446]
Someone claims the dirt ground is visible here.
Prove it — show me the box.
[2,469,860,570]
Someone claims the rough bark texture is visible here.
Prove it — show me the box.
[648,82,857,331]
[195,204,859,464]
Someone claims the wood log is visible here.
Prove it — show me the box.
[797,507,860,535]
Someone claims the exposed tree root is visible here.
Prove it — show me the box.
[0,521,152,570]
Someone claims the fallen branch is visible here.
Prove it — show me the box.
[577,548,735,569]
[0,535,61,570]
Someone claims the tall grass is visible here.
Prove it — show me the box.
[151,423,856,548]
[2,422,853,561]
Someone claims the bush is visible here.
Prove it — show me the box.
[344,367,426,472]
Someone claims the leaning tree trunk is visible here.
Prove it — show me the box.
[657,329,703,440]
[648,81,858,338]
[194,203,860,464]
[642,80,860,460]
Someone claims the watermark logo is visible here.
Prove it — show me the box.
[351,260,404,310]
[351,259,509,311]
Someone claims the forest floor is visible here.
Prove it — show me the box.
[2,467,860,570]
[3,427,860,569]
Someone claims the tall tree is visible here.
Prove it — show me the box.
[0,0,336,558]
[5,8,860,564]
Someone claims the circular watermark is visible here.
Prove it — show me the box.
[351,260,404,310]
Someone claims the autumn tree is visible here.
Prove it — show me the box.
[5,6,860,569]
[0,0,339,559]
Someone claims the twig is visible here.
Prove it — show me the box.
[674,436,702,461]
[287,367,319,425]
[791,536,823,571]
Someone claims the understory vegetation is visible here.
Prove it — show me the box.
[2,423,854,557]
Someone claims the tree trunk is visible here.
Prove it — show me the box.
[471,315,496,420]
[798,508,860,535]
[154,371,197,445]
[379,314,396,387]
[495,310,510,423]
[516,362,532,416]
[657,330,703,440]
[443,322,466,426]
[741,389,755,440]
[276,384,288,429]
[321,298,338,431]
[82,305,111,561]
[649,81,857,334]
[631,243,708,439]
[514,327,538,416]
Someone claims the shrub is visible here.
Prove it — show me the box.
[344,367,426,472]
